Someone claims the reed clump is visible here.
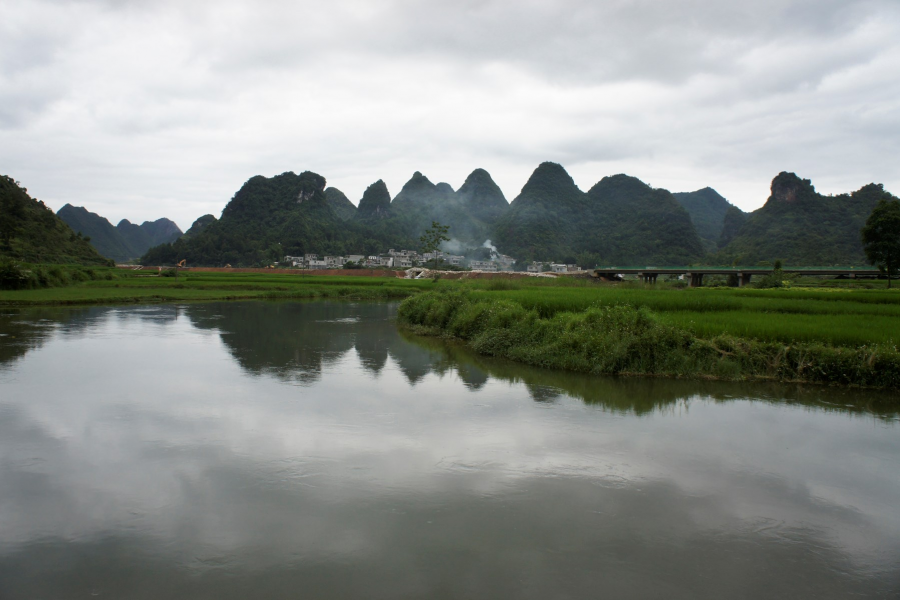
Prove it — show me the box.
[397,290,900,389]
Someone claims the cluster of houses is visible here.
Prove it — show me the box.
[526,261,584,273]
[281,250,590,273]
[283,249,471,270]
[282,250,587,273]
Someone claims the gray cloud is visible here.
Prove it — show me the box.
[1,0,899,227]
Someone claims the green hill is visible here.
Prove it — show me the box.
[141,171,414,266]
[57,204,136,262]
[355,180,393,219]
[718,205,748,249]
[324,187,357,221]
[117,218,181,252]
[673,187,738,252]
[0,176,111,265]
[182,214,217,239]
[583,175,705,265]
[389,170,508,244]
[492,162,584,262]
[716,172,894,265]
[493,163,704,265]
[59,205,182,261]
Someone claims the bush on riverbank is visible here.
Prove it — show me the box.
[397,290,900,389]
[0,260,115,290]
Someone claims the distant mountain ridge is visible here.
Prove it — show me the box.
[494,163,705,264]
[138,164,894,268]
[674,187,741,252]
[716,172,892,265]
[58,205,182,262]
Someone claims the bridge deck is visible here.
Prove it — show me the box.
[593,267,881,276]
[591,266,882,287]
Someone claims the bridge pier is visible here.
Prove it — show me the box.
[687,273,703,287]
[638,272,658,284]
[738,272,752,287]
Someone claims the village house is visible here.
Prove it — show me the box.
[469,260,498,272]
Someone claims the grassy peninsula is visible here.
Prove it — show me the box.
[4,267,900,388]
[397,281,900,389]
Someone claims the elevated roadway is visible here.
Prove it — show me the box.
[591,266,882,287]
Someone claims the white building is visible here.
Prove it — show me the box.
[469,260,498,272]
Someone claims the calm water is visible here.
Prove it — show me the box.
[1,301,898,599]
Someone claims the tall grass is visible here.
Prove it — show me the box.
[397,290,900,389]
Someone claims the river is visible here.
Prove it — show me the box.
[1,301,898,599]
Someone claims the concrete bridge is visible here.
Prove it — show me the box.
[591,266,883,287]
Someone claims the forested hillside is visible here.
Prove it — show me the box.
[134,164,891,268]
[57,204,136,262]
[716,172,892,265]
[0,176,111,265]
[493,163,704,265]
[141,171,420,266]
[493,162,583,262]
[673,187,737,252]
[182,214,217,238]
[58,205,182,261]
[324,188,357,221]
[116,218,182,253]
[388,171,505,243]
[583,175,705,265]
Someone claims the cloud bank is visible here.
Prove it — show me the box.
[1,0,899,228]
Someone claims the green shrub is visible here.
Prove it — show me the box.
[397,290,900,389]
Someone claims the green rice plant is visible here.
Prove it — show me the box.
[397,290,900,389]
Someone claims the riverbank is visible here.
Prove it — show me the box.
[397,289,900,389]
[0,269,433,306]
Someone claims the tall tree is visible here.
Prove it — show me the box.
[0,178,26,248]
[861,198,900,288]
[419,221,450,268]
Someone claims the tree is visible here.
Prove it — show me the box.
[861,199,900,288]
[419,221,450,268]
[0,182,26,249]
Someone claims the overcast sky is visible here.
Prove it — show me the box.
[2,0,899,230]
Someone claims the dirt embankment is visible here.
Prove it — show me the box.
[120,267,407,277]
[121,266,564,280]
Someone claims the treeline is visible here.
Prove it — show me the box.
[0,175,111,266]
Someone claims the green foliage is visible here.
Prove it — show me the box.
[57,204,183,262]
[494,164,705,264]
[718,173,893,265]
[380,169,507,245]
[718,205,748,248]
[0,176,112,266]
[861,198,900,287]
[419,221,450,267]
[0,260,116,290]
[182,214,216,238]
[143,171,423,267]
[324,187,357,221]
[398,289,900,388]
[673,187,735,252]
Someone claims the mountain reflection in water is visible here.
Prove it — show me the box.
[0,301,898,599]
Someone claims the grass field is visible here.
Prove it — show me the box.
[459,285,900,347]
[3,268,899,349]
[0,269,435,304]
[397,288,900,388]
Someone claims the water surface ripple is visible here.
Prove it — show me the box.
[0,302,898,599]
